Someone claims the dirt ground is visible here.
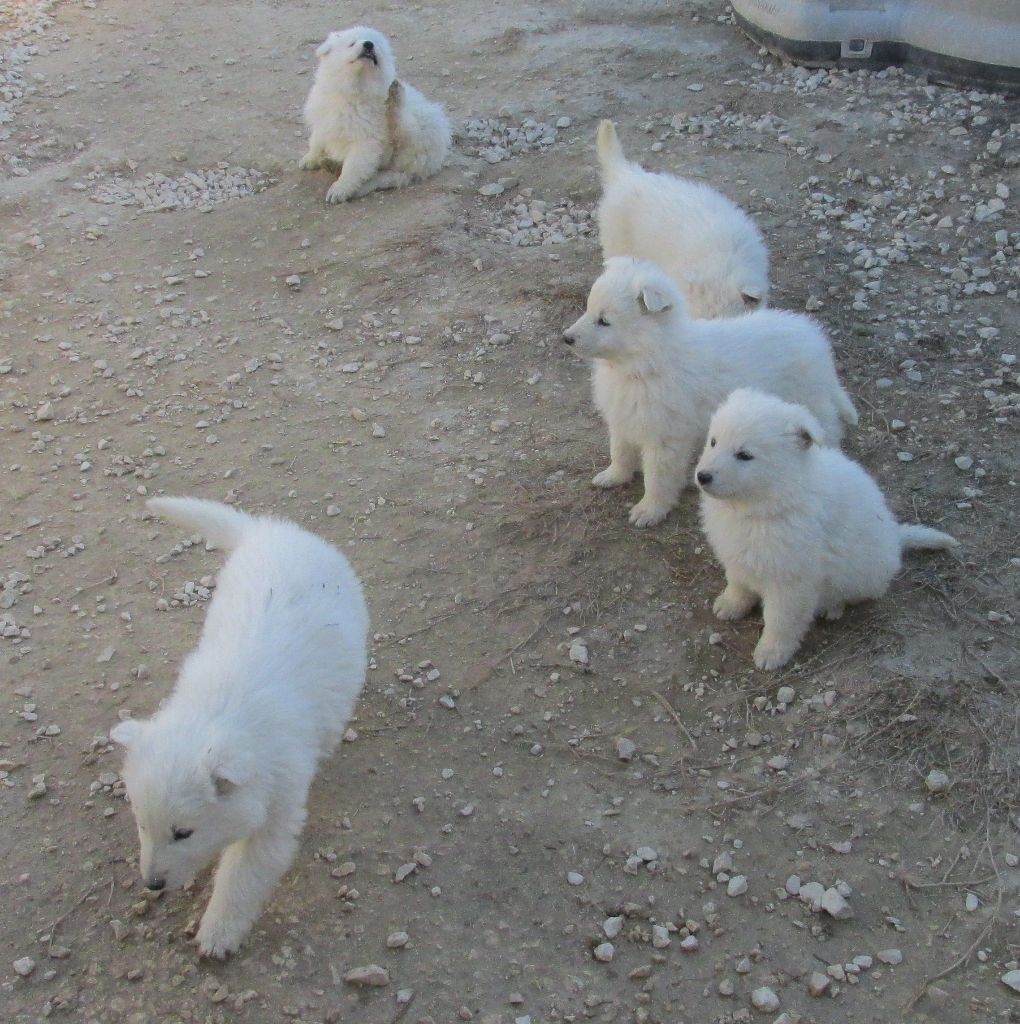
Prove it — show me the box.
[2,1,1019,1022]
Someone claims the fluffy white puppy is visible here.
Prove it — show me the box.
[111,497,368,958]
[696,389,958,670]
[563,257,857,527]
[300,26,450,203]
[596,120,769,319]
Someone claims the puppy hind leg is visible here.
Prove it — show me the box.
[356,168,417,196]
[629,442,691,528]
[196,806,306,958]
[326,147,383,204]
[754,586,817,671]
[593,434,640,489]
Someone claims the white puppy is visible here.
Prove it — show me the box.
[111,497,368,958]
[300,26,450,203]
[563,257,857,527]
[596,120,769,319]
[696,389,958,670]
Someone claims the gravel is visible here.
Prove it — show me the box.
[93,166,272,212]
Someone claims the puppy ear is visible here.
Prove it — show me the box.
[205,744,253,798]
[740,287,762,309]
[793,413,824,449]
[110,719,145,748]
[316,38,334,59]
[637,282,673,315]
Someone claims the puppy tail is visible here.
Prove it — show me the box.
[899,523,959,553]
[147,496,255,552]
[596,120,627,183]
[835,384,859,427]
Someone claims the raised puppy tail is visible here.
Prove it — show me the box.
[147,496,255,552]
[899,523,959,553]
[596,119,628,183]
[835,383,859,427]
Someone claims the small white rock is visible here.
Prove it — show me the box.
[603,916,624,939]
[566,871,584,886]
[593,942,615,962]
[751,986,780,1013]
[877,948,903,965]
[727,875,748,897]
[13,956,35,977]
[925,769,950,794]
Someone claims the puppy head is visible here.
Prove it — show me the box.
[111,717,266,891]
[315,26,396,88]
[695,388,823,503]
[562,257,683,361]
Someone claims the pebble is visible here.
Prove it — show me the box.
[807,971,831,997]
[776,686,795,705]
[566,871,584,886]
[394,863,417,883]
[965,892,979,912]
[727,875,748,897]
[1002,970,1020,993]
[821,887,854,920]
[386,931,409,949]
[751,987,780,1013]
[603,916,624,939]
[954,455,974,471]
[615,736,637,761]
[925,769,950,793]
[593,942,615,962]
[651,925,671,948]
[13,956,35,977]
[344,964,390,987]
[568,641,589,665]
[635,846,658,863]
[679,934,699,952]
[877,948,903,965]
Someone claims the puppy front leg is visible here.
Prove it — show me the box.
[356,168,416,196]
[326,147,383,204]
[196,808,306,958]
[629,441,691,527]
[754,585,817,671]
[299,138,329,171]
[713,577,759,621]
[593,433,640,489]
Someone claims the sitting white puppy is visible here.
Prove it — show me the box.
[111,497,368,958]
[563,257,857,527]
[300,26,450,203]
[596,120,769,319]
[696,389,958,670]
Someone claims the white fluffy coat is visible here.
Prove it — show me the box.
[301,26,450,203]
[596,120,769,319]
[696,389,958,670]
[563,258,857,527]
[111,497,368,957]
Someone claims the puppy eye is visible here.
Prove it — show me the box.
[709,438,716,448]
[596,316,610,327]
[735,450,754,462]
[172,827,193,841]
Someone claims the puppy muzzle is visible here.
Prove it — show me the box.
[562,333,576,347]
[358,42,378,66]
[696,470,713,489]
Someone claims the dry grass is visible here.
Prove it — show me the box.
[836,673,1020,825]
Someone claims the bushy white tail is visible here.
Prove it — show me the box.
[596,120,628,183]
[899,523,958,552]
[147,496,255,552]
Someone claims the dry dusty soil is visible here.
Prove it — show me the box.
[2,1,1019,1023]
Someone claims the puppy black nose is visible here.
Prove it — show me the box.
[146,878,166,891]
[562,333,575,346]
[362,40,374,51]
[696,471,713,486]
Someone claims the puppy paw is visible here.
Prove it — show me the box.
[628,501,670,528]
[298,154,322,171]
[821,604,845,621]
[592,466,633,489]
[326,181,353,204]
[196,914,245,960]
[753,638,797,671]
[713,589,756,621]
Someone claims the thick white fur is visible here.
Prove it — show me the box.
[696,389,958,670]
[563,258,858,527]
[111,497,368,958]
[596,120,769,319]
[300,26,450,203]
